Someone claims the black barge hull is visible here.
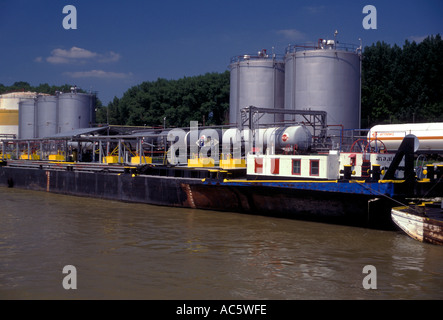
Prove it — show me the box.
[0,162,410,229]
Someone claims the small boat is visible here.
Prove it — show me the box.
[391,202,443,245]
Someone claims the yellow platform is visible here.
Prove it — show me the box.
[220,158,246,169]
[103,156,123,164]
[20,154,40,160]
[188,157,215,167]
[130,156,152,165]
[48,154,65,161]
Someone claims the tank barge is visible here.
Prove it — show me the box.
[1,39,442,229]
[0,125,441,229]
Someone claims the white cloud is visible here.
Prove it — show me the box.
[45,47,120,64]
[408,35,428,43]
[303,6,326,14]
[64,70,133,79]
[97,51,121,63]
[276,29,306,41]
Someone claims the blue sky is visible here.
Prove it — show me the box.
[0,0,441,105]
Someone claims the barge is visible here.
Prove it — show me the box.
[1,129,442,229]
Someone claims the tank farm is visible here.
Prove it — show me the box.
[1,39,442,229]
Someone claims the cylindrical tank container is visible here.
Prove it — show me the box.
[57,92,95,133]
[229,50,285,127]
[35,95,58,138]
[368,122,443,153]
[284,40,361,130]
[18,99,36,139]
[0,92,37,137]
[256,125,312,153]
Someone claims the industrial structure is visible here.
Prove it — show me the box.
[283,40,362,131]
[1,87,96,140]
[0,91,37,138]
[229,49,285,127]
[0,35,442,231]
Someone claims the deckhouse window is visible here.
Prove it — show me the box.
[255,157,263,174]
[292,159,301,175]
[310,160,319,176]
[271,158,280,174]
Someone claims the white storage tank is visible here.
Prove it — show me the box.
[229,50,285,127]
[36,95,58,138]
[0,92,37,137]
[257,125,312,153]
[57,91,96,133]
[18,99,36,139]
[284,40,362,130]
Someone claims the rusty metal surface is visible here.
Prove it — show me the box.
[392,204,443,245]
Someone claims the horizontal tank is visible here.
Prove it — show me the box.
[229,50,285,126]
[36,95,58,138]
[58,92,95,134]
[222,125,312,155]
[368,122,443,153]
[284,41,361,130]
[257,126,312,153]
[18,99,36,139]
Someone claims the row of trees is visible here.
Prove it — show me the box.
[361,34,443,127]
[98,72,230,128]
[2,35,442,129]
[0,82,78,96]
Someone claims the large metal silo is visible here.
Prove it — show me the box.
[57,92,95,133]
[36,95,58,138]
[284,40,362,130]
[0,92,36,137]
[229,50,285,127]
[18,99,36,139]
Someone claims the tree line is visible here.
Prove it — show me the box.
[361,34,443,127]
[98,72,230,128]
[0,82,80,96]
[2,35,442,129]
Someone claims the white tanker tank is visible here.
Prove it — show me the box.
[223,125,312,155]
[368,122,443,153]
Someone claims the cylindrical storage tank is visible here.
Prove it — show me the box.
[57,92,95,133]
[0,92,36,137]
[18,99,36,139]
[275,125,312,151]
[229,50,285,127]
[284,41,361,130]
[256,125,312,153]
[36,95,58,138]
[0,109,19,137]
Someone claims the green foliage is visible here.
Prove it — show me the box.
[97,71,230,127]
[0,81,80,96]
[361,34,443,127]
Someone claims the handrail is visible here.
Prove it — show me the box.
[230,49,285,63]
[285,41,360,54]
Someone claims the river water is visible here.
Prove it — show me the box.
[0,186,442,300]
